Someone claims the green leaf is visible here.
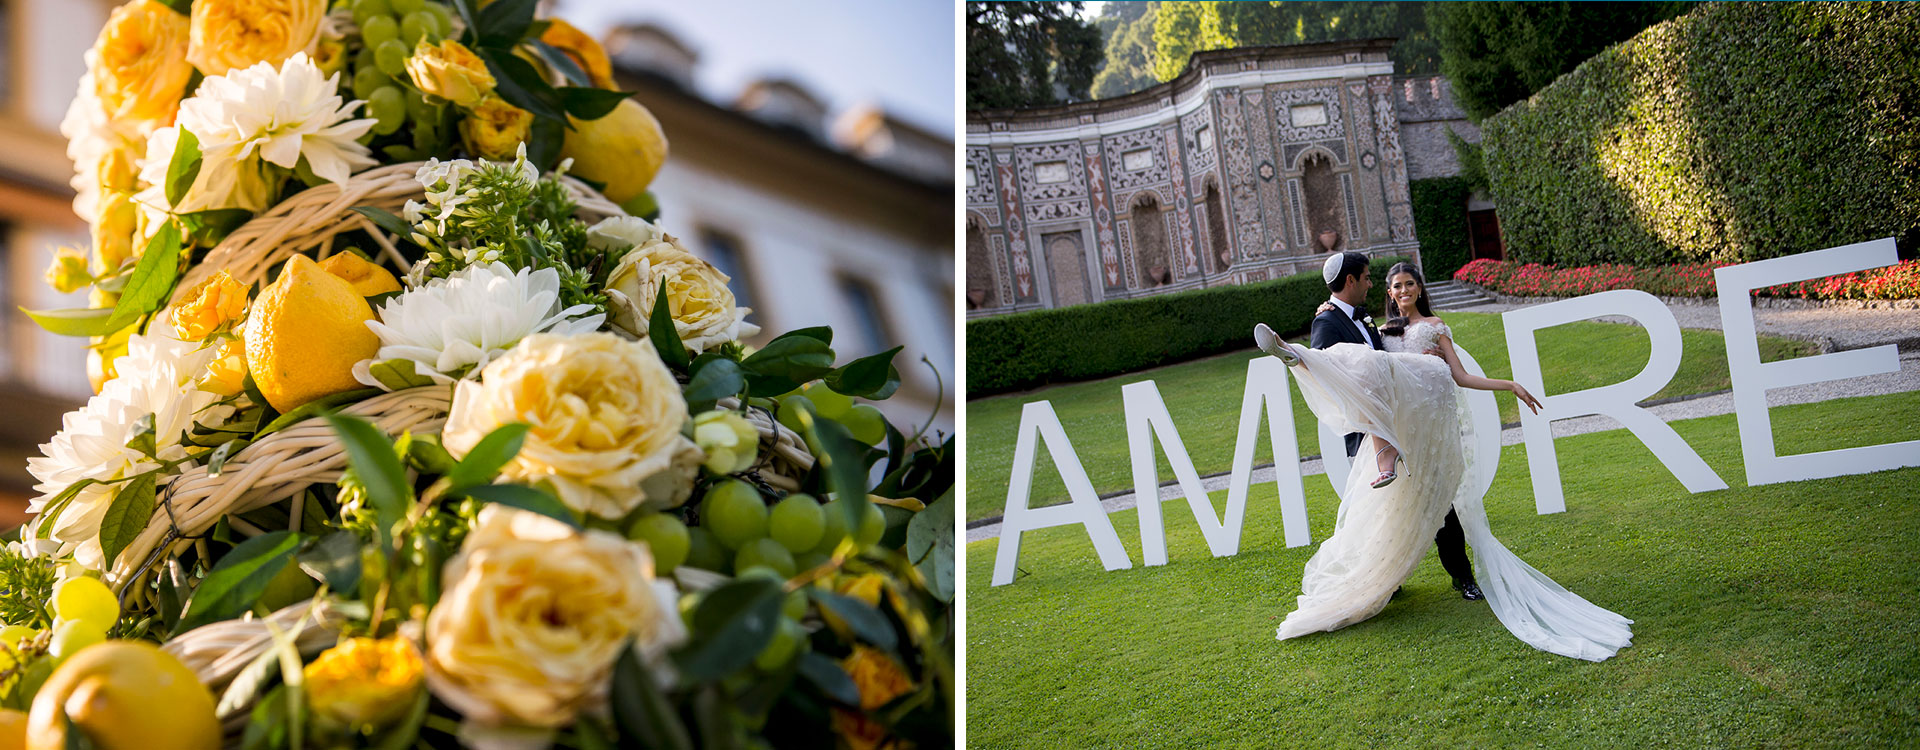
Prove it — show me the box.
[449,0,481,45]
[165,128,202,208]
[217,642,283,719]
[18,307,120,337]
[526,112,565,173]
[349,206,413,239]
[805,414,870,503]
[676,577,785,681]
[125,413,157,459]
[445,423,529,491]
[810,589,897,650]
[108,223,184,330]
[98,472,157,569]
[649,284,690,371]
[558,87,631,120]
[797,651,862,706]
[180,208,254,247]
[362,359,434,391]
[824,345,904,399]
[457,484,582,530]
[256,389,382,439]
[240,683,288,750]
[369,689,430,750]
[610,641,695,750]
[742,335,835,397]
[474,0,539,46]
[772,327,833,346]
[241,372,279,427]
[480,48,568,122]
[907,490,954,602]
[683,356,745,409]
[175,530,303,635]
[158,0,191,15]
[323,414,410,544]
[297,530,363,593]
[532,39,593,87]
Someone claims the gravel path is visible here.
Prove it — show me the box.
[966,299,1920,543]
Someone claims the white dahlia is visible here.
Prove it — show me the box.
[355,262,605,388]
[26,334,233,570]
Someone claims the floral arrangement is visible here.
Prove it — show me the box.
[1453,257,1920,301]
[9,1,954,748]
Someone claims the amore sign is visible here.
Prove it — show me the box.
[991,238,1920,586]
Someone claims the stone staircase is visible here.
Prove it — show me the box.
[1423,280,1496,310]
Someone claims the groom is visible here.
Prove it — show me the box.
[1311,252,1483,601]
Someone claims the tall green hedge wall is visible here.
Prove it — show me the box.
[1410,176,1474,280]
[1482,2,1920,266]
[966,257,1401,398]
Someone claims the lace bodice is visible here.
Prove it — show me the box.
[1383,319,1451,357]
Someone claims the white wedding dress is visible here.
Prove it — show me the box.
[1275,320,1634,662]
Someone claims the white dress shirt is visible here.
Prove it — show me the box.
[1326,296,1376,349]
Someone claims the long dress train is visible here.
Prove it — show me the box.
[1275,322,1633,662]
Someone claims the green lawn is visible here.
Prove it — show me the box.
[965,311,1818,522]
[964,391,1920,748]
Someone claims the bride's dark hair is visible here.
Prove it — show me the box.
[1377,262,1433,337]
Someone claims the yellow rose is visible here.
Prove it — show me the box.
[405,39,495,108]
[539,19,614,89]
[303,637,423,729]
[44,248,92,295]
[832,646,916,750]
[92,0,194,136]
[459,97,532,160]
[590,218,760,352]
[170,270,250,341]
[443,332,702,518]
[425,506,686,729]
[87,318,133,394]
[198,337,248,396]
[187,0,325,77]
[90,146,141,274]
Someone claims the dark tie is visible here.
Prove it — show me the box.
[1352,306,1377,348]
[1351,306,1367,322]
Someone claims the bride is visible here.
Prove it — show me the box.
[1253,261,1634,662]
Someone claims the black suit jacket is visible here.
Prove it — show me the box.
[1308,304,1383,458]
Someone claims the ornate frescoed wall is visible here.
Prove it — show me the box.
[965,40,1430,316]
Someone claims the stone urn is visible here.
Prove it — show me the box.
[1147,264,1170,286]
[1317,228,1341,252]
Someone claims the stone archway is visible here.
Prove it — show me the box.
[1300,151,1347,252]
[1042,231,1090,307]
[1131,194,1171,287]
[1203,182,1231,273]
[964,219,998,309]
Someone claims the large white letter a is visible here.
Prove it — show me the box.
[991,400,1134,586]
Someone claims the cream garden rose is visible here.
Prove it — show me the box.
[442,332,702,518]
[424,505,685,729]
[590,217,760,352]
[187,0,326,77]
[91,0,194,138]
[405,39,495,108]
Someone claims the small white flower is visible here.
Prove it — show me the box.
[354,262,605,388]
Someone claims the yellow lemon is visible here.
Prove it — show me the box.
[243,254,380,412]
[317,252,402,297]
[26,641,219,750]
[0,709,25,750]
[559,98,668,204]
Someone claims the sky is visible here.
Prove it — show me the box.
[556,0,956,136]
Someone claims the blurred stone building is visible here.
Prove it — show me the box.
[964,39,1485,316]
[0,5,954,515]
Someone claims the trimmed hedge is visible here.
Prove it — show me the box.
[1410,175,1474,281]
[1455,257,1920,301]
[1481,2,1920,266]
[966,257,1401,397]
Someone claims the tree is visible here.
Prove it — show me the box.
[1431,1,1693,121]
[1090,2,1158,99]
[1146,2,1440,86]
[967,2,1106,110]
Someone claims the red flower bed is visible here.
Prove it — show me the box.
[1453,258,1920,301]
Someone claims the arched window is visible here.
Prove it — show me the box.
[1204,182,1230,273]
[1131,195,1170,287]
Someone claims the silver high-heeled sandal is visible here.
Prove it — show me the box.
[1371,445,1402,489]
[1253,324,1303,366]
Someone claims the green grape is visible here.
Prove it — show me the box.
[52,577,118,633]
[375,38,411,77]
[351,0,394,28]
[775,395,817,434]
[422,2,454,36]
[754,617,806,670]
[734,538,796,579]
[354,45,379,73]
[844,403,887,445]
[403,89,436,123]
[684,527,729,572]
[702,480,768,549]
[802,384,853,420]
[782,588,808,620]
[367,86,407,135]
[360,15,400,49]
[793,551,830,573]
[678,592,700,629]
[854,500,887,548]
[809,500,850,555]
[0,624,36,647]
[627,513,691,574]
[735,566,783,584]
[391,0,426,14]
[768,494,826,553]
[352,65,391,100]
[49,619,106,661]
[401,10,440,46]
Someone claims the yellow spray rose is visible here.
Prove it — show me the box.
[198,337,248,396]
[425,506,687,729]
[91,0,193,137]
[170,271,250,341]
[405,39,495,108]
[459,97,533,160]
[187,0,326,77]
[832,646,916,750]
[589,217,760,352]
[442,332,703,518]
[539,18,614,89]
[90,146,142,274]
[44,248,92,295]
[303,637,423,730]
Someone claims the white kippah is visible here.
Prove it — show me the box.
[1322,254,1345,285]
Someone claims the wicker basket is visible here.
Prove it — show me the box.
[111,163,816,593]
